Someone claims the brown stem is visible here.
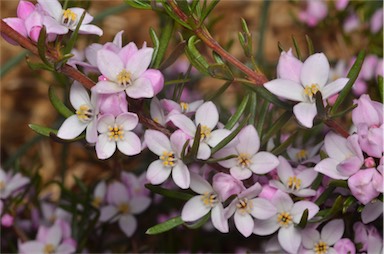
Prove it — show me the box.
[1,20,168,133]
[324,119,349,138]
[166,0,268,85]
[13,224,29,242]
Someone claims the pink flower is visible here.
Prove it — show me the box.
[92,43,164,99]
[370,8,383,33]
[315,132,364,180]
[348,168,380,205]
[334,238,356,254]
[121,171,149,197]
[57,82,99,143]
[214,125,279,180]
[1,214,14,227]
[299,0,328,27]
[95,113,141,159]
[253,190,319,254]
[100,182,151,237]
[353,222,383,253]
[343,13,360,33]
[162,99,204,116]
[269,156,317,197]
[92,180,106,208]
[264,53,349,128]
[276,48,303,83]
[212,173,245,201]
[98,92,128,117]
[361,200,383,224]
[169,102,233,160]
[150,97,167,126]
[144,130,190,189]
[37,0,103,36]
[301,219,345,254]
[181,172,228,233]
[335,0,349,10]
[19,223,76,254]
[0,168,29,199]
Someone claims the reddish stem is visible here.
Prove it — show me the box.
[325,119,349,138]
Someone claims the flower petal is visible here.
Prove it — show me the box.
[291,201,319,223]
[236,125,260,155]
[278,226,302,254]
[249,152,279,174]
[230,166,253,180]
[117,132,141,155]
[79,24,103,36]
[314,158,348,180]
[250,198,277,220]
[97,50,123,81]
[96,134,116,159]
[181,195,211,222]
[169,114,196,137]
[253,217,280,236]
[46,224,62,246]
[297,168,318,188]
[189,172,213,194]
[37,0,62,21]
[300,53,330,88]
[293,102,317,128]
[172,163,190,189]
[234,212,254,237]
[211,204,229,233]
[119,214,137,237]
[321,219,344,245]
[125,77,154,99]
[70,82,91,109]
[130,196,151,214]
[206,129,231,147]
[146,160,171,185]
[196,142,211,160]
[144,130,172,155]
[57,115,87,140]
[107,182,129,205]
[97,114,115,133]
[264,79,305,102]
[119,42,138,65]
[99,205,118,222]
[271,190,293,212]
[276,155,294,183]
[362,201,383,224]
[302,228,320,249]
[92,80,125,94]
[322,78,349,99]
[42,16,68,35]
[195,101,219,129]
[116,112,139,131]
[126,48,154,78]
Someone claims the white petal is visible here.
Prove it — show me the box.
[189,172,213,194]
[250,198,277,220]
[19,241,44,254]
[214,147,238,168]
[249,152,279,174]
[96,134,116,159]
[118,42,138,65]
[234,212,254,237]
[271,190,293,212]
[144,130,172,155]
[278,226,302,254]
[236,125,260,155]
[125,77,154,99]
[146,160,171,185]
[42,16,68,35]
[68,7,93,24]
[46,224,62,246]
[78,24,103,36]
[324,132,351,160]
[97,114,115,133]
[297,168,318,188]
[99,206,118,222]
[37,0,62,21]
[293,102,317,128]
[291,201,319,223]
[195,101,219,129]
[276,155,294,184]
[70,82,91,109]
[85,43,102,66]
[57,115,87,140]
[322,78,349,99]
[97,50,123,81]
[116,112,138,131]
[119,214,137,237]
[92,80,125,94]
[85,119,98,143]
[150,97,165,125]
[211,204,229,233]
[253,217,280,236]
[206,129,231,147]
[130,196,151,214]
[181,195,211,222]
[300,53,330,88]
[170,130,189,157]
[230,166,253,180]
[264,79,305,102]
[302,228,320,249]
[362,201,383,224]
[196,142,211,160]
[314,158,348,180]
[321,219,344,245]
[108,182,129,205]
[56,243,76,254]
[168,114,196,137]
[126,48,153,78]
[172,163,190,189]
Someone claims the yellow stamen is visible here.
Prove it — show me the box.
[62,9,77,27]
[277,211,292,227]
[236,198,253,215]
[287,176,301,190]
[76,104,93,122]
[160,151,176,167]
[201,192,217,207]
[92,197,102,208]
[118,203,130,214]
[200,125,211,140]
[180,102,189,112]
[314,240,329,254]
[43,244,55,254]
[107,125,124,141]
[237,153,251,168]
[0,181,5,190]
[296,149,308,162]
[304,84,320,101]
[117,69,132,86]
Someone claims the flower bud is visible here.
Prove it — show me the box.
[142,69,164,96]
[364,157,376,168]
[258,185,277,200]
[98,92,128,117]
[17,0,35,20]
[212,173,245,201]
[1,214,14,227]
[334,238,356,254]
[348,168,380,205]
[276,48,302,83]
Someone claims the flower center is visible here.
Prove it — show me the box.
[304,84,320,101]
[107,125,124,141]
[295,149,308,162]
[180,102,189,112]
[287,176,301,190]
[200,125,211,140]
[277,211,293,227]
[201,192,218,208]
[76,104,93,122]
[237,153,251,168]
[236,198,253,215]
[92,197,102,208]
[43,244,55,254]
[160,151,176,167]
[314,240,329,254]
[117,69,132,87]
[118,203,130,214]
[62,9,77,27]
[0,181,5,191]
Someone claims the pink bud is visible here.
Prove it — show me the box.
[370,8,383,33]
[327,94,338,105]
[364,157,376,168]
[98,92,128,117]
[258,185,277,200]
[98,75,108,81]
[335,0,349,10]
[348,168,380,205]
[17,0,35,20]
[352,94,381,127]
[334,238,356,254]
[142,69,164,96]
[212,173,245,201]
[29,26,42,42]
[1,214,14,227]
[276,48,303,83]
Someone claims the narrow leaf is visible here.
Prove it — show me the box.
[208,63,233,80]
[159,41,186,70]
[123,0,152,9]
[297,209,309,228]
[291,35,302,61]
[241,84,291,110]
[261,111,292,146]
[152,18,174,69]
[29,124,57,137]
[48,86,74,118]
[145,184,193,201]
[185,36,209,74]
[205,81,232,101]
[305,35,314,55]
[64,11,86,54]
[37,26,51,66]
[184,212,211,229]
[225,94,249,130]
[186,124,201,161]
[256,99,269,137]
[271,131,298,155]
[0,50,28,77]
[378,75,383,102]
[146,216,184,235]
[200,0,220,24]
[315,92,325,119]
[248,92,257,126]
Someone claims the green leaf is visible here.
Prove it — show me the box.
[211,115,249,155]
[315,92,325,119]
[185,124,201,161]
[342,196,356,214]
[49,132,86,143]
[177,0,191,15]
[37,26,52,66]
[48,86,74,118]
[200,0,219,25]
[152,18,174,69]
[212,51,225,65]
[185,36,209,75]
[378,75,383,102]
[146,216,184,235]
[297,209,309,228]
[328,195,344,216]
[124,0,152,9]
[248,92,257,126]
[64,11,86,55]
[145,184,193,201]
[331,50,365,114]
[208,63,233,80]
[29,124,57,137]
[26,59,54,72]
[305,35,314,55]
[256,99,269,138]
[159,41,186,70]
[271,131,298,155]
[184,212,210,229]
[205,154,237,163]
[205,81,232,101]
[0,51,28,78]
[315,186,336,206]
[161,2,192,30]
[241,84,291,110]
[291,35,302,61]
[225,94,249,130]
[261,111,292,146]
